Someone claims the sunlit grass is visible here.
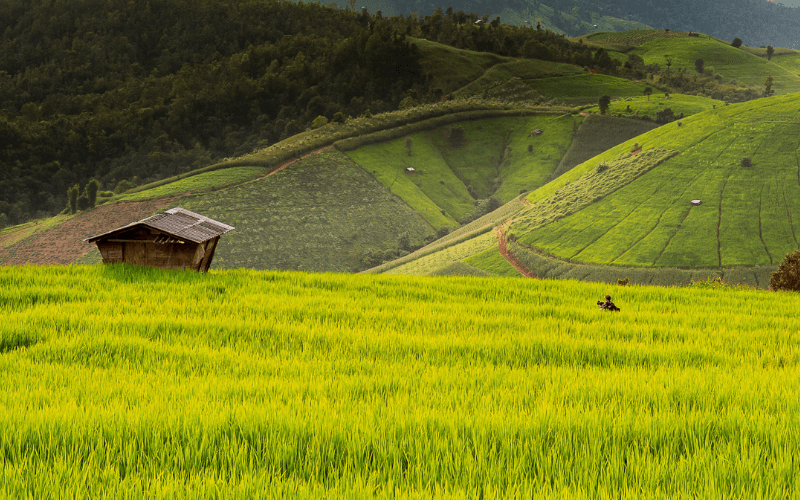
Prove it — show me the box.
[1,264,800,498]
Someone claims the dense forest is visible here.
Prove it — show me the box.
[0,0,777,226]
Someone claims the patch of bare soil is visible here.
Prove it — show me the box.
[0,197,181,265]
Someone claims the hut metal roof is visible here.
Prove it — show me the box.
[85,207,234,244]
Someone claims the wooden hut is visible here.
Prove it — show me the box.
[85,207,234,272]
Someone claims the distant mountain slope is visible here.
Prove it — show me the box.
[347,0,800,48]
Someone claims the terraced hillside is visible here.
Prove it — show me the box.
[511,93,800,270]
[370,93,800,287]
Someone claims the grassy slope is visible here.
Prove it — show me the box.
[526,73,654,100]
[344,114,580,214]
[551,114,659,179]
[3,265,800,497]
[632,37,800,93]
[114,167,268,202]
[412,38,505,96]
[511,93,800,270]
[581,93,726,120]
[181,149,433,272]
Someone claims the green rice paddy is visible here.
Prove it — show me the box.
[2,264,800,498]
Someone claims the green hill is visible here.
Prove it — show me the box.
[579,30,800,95]
[370,93,800,286]
[512,93,800,270]
[632,37,800,94]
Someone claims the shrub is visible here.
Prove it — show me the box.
[741,157,752,168]
[404,136,413,156]
[311,115,328,129]
[617,278,629,286]
[76,194,90,211]
[114,179,134,194]
[771,250,800,291]
[85,179,100,208]
[595,163,609,173]
[732,38,743,48]
[449,126,466,148]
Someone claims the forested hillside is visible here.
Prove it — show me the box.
[0,0,616,227]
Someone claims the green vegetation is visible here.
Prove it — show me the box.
[182,149,433,272]
[452,58,583,99]
[551,114,659,179]
[462,246,521,276]
[632,37,800,94]
[582,94,725,120]
[512,148,680,238]
[382,230,498,275]
[345,114,580,216]
[114,167,268,203]
[412,38,505,95]
[3,265,800,497]
[576,30,710,52]
[510,93,800,271]
[527,73,653,100]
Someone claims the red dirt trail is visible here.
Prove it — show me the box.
[494,224,537,278]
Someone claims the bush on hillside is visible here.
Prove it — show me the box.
[114,179,134,194]
[741,157,752,168]
[732,37,743,48]
[770,250,800,291]
[449,127,466,148]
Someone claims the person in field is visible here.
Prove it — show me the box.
[597,294,620,312]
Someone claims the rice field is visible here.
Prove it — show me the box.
[513,92,800,270]
[2,264,800,498]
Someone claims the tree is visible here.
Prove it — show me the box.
[767,45,774,61]
[694,58,705,73]
[764,74,774,97]
[655,107,675,124]
[77,193,90,211]
[770,249,800,291]
[85,179,100,208]
[0,213,7,230]
[404,137,413,156]
[67,184,79,214]
[598,95,611,115]
[643,86,653,101]
[732,37,743,48]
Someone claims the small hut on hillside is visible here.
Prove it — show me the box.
[85,207,234,272]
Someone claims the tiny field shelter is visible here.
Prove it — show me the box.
[85,207,234,272]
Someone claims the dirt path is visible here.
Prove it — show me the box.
[256,146,333,181]
[494,223,537,278]
[0,197,181,265]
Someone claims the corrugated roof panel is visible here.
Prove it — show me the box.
[85,207,234,243]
